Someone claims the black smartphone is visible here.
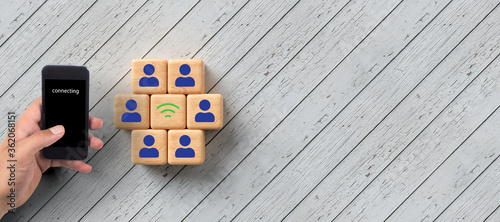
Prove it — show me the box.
[41,65,89,160]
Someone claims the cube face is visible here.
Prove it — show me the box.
[187,94,223,129]
[168,59,205,94]
[132,130,167,165]
[132,59,167,94]
[114,94,150,129]
[150,94,186,129]
[168,129,204,165]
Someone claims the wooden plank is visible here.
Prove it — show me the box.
[0,0,95,97]
[0,0,198,135]
[182,0,454,221]
[131,0,424,220]
[387,105,500,221]
[0,0,46,47]
[74,0,344,219]
[228,1,499,221]
[436,156,500,221]
[332,12,500,221]
[30,0,300,220]
[2,0,202,220]
[485,206,500,222]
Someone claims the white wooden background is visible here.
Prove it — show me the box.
[1,0,499,221]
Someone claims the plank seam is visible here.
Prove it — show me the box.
[181,0,373,219]
[26,0,210,218]
[0,0,48,49]
[79,0,254,220]
[91,0,203,111]
[484,204,500,221]
[0,0,99,100]
[77,165,136,222]
[329,4,500,221]
[384,53,500,221]
[182,1,356,217]
[262,0,458,219]
[205,0,300,93]
[27,129,121,222]
[128,0,309,220]
[434,153,500,221]
[211,0,455,220]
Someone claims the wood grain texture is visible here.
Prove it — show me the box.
[0,0,95,97]
[387,95,500,221]
[168,59,205,94]
[335,38,500,221]
[81,0,324,220]
[235,0,497,221]
[0,0,498,221]
[436,156,500,221]
[114,94,150,129]
[29,0,269,220]
[485,206,500,222]
[151,94,187,129]
[168,129,205,165]
[0,0,45,47]
[218,0,453,220]
[0,0,150,136]
[131,59,167,94]
[187,94,223,130]
[2,0,199,220]
[131,0,398,220]
[132,130,167,165]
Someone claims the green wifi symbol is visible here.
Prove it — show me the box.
[157,103,180,118]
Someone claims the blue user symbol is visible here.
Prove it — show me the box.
[175,64,195,87]
[175,135,195,158]
[121,99,142,122]
[139,64,159,87]
[195,99,215,122]
[139,135,159,158]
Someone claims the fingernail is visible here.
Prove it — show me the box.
[49,125,65,135]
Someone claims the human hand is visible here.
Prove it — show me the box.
[0,97,104,216]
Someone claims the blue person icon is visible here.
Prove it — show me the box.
[121,99,142,122]
[139,64,159,87]
[174,64,195,87]
[139,135,159,158]
[195,99,215,122]
[175,135,195,158]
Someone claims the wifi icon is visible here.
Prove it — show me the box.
[157,103,180,118]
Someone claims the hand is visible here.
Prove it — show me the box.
[0,97,103,216]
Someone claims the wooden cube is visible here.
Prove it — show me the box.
[187,94,223,129]
[150,94,186,129]
[131,59,167,94]
[168,129,204,165]
[168,59,205,94]
[114,94,150,129]
[132,130,167,165]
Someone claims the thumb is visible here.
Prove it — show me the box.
[18,125,65,156]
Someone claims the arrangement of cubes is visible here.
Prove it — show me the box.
[114,59,223,165]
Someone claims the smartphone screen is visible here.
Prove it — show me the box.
[44,79,87,148]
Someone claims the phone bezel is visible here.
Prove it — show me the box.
[41,65,89,160]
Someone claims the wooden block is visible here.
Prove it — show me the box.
[167,59,205,94]
[131,59,167,94]
[150,94,186,129]
[114,94,150,129]
[131,130,167,165]
[187,94,223,129]
[168,129,204,165]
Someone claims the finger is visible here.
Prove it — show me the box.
[15,97,43,140]
[51,160,92,173]
[89,133,103,150]
[17,125,65,156]
[89,115,103,130]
